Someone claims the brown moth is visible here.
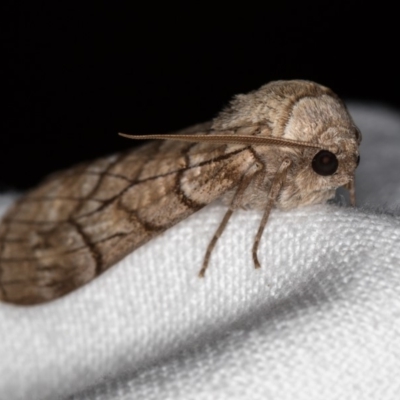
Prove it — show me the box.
[0,80,361,305]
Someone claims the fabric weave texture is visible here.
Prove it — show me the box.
[0,103,400,400]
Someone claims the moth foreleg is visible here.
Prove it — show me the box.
[345,178,356,206]
[252,158,292,269]
[198,168,258,278]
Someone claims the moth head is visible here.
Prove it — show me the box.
[215,80,362,208]
[277,106,361,208]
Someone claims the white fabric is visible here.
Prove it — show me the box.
[1,104,400,400]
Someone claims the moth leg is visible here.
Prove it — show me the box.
[198,208,234,278]
[252,158,292,269]
[345,177,356,206]
[199,169,258,277]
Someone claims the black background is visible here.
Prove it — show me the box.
[2,3,398,190]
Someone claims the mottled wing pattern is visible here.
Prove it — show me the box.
[0,124,257,304]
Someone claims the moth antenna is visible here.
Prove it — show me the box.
[119,133,321,150]
[252,158,292,269]
[199,167,258,277]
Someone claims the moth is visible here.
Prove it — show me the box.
[0,80,361,305]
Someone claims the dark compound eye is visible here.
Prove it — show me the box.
[312,150,338,176]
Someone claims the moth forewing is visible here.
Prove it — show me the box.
[0,80,360,305]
